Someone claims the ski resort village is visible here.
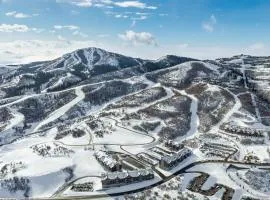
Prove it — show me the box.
[0,48,270,200]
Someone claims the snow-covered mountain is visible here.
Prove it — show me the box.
[0,48,269,199]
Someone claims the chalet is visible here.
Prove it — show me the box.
[95,151,121,172]
[101,168,154,188]
[159,148,192,170]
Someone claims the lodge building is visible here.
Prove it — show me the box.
[101,168,154,188]
[159,148,192,170]
[95,151,122,172]
[164,140,184,151]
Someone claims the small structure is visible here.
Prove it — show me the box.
[164,140,184,151]
[101,168,154,188]
[95,151,121,172]
[159,148,192,170]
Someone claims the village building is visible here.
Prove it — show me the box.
[101,168,154,188]
[95,151,121,172]
[159,148,192,170]
[222,124,264,137]
[164,140,184,151]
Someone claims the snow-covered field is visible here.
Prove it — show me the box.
[0,50,269,199]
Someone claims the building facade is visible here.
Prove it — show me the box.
[159,148,192,170]
[101,168,154,188]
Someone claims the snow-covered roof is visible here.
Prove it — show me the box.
[161,147,191,164]
[95,151,118,168]
[102,168,154,180]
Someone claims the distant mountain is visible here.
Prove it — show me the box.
[0,47,197,97]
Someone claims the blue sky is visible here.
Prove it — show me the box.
[0,0,270,64]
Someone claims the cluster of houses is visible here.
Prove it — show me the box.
[159,148,192,170]
[164,140,184,151]
[222,124,264,137]
[94,151,121,172]
[101,168,154,188]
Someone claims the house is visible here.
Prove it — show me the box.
[101,168,154,188]
[159,148,192,170]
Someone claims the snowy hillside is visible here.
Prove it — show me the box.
[0,49,269,200]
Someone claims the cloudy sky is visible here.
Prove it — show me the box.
[0,0,270,64]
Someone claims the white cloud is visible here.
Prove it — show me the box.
[202,23,214,32]
[71,10,80,15]
[72,30,88,38]
[0,24,29,32]
[114,1,156,9]
[5,11,35,18]
[57,35,66,41]
[135,12,150,16]
[131,15,147,20]
[202,14,217,32]
[5,11,16,16]
[115,14,128,18]
[57,0,157,9]
[1,39,269,65]
[118,30,157,46]
[57,0,92,7]
[54,25,79,30]
[31,28,45,33]
[177,43,189,49]
[0,23,44,34]
[0,39,100,64]
[248,42,265,51]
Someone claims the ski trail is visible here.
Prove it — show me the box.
[0,95,34,109]
[250,93,261,122]
[241,59,248,89]
[175,89,200,141]
[3,109,24,131]
[33,87,85,132]
[209,88,242,134]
